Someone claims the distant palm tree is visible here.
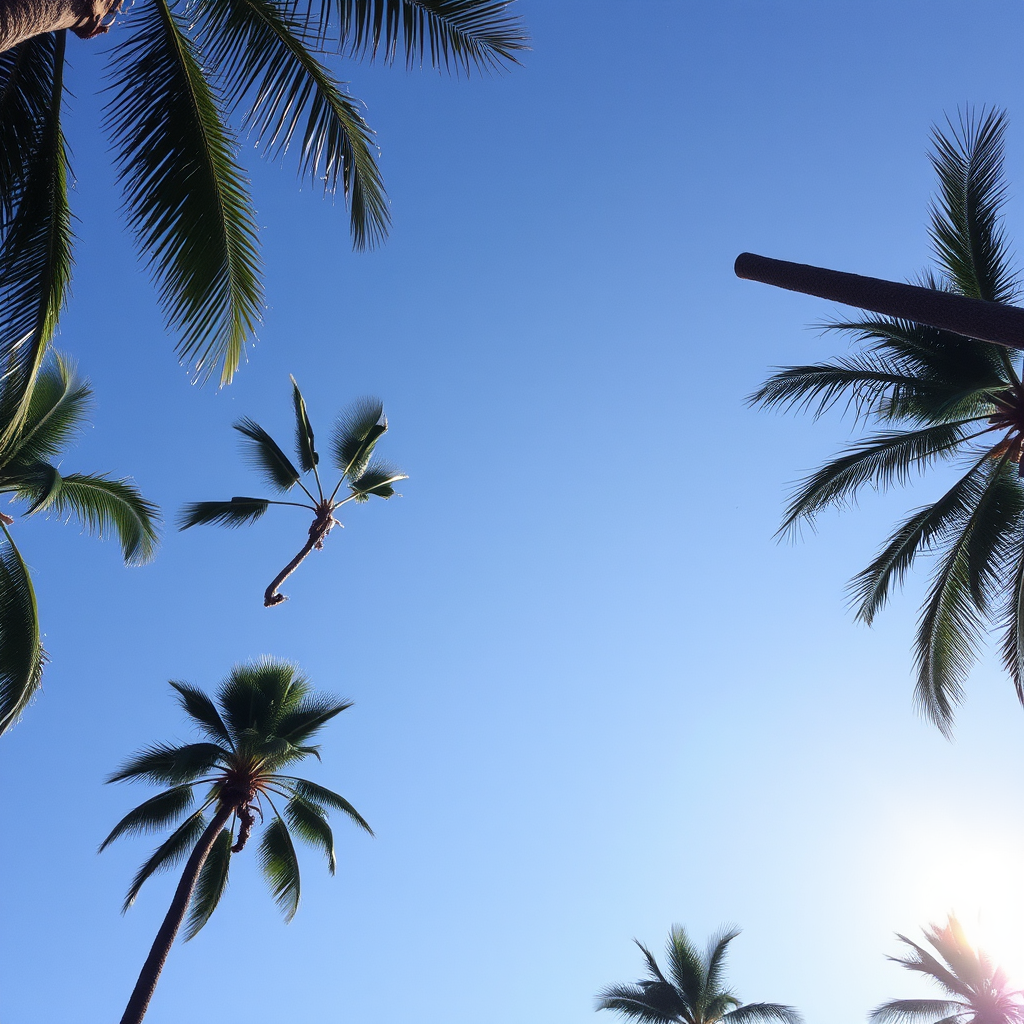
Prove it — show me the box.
[872,917,1024,1024]
[179,375,405,606]
[751,108,1024,735]
[0,3,526,439]
[597,925,802,1024]
[102,657,373,1024]
[0,351,157,735]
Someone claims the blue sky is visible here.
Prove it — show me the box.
[6,2,1024,1022]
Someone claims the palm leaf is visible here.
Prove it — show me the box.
[30,472,159,565]
[183,826,232,939]
[177,497,271,530]
[596,986,678,1024]
[348,459,406,501]
[278,776,373,834]
[999,540,1024,704]
[105,0,262,385]
[277,694,353,743]
[122,808,209,912]
[0,522,43,736]
[99,784,196,850]
[323,0,528,72]
[723,1005,802,1024]
[107,741,228,784]
[285,795,336,872]
[330,396,386,479]
[197,0,389,248]
[234,417,301,491]
[258,814,302,920]
[169,680,233,746]
[0,29,71,445]
[702,927,740,1008]
[665,925,705,1010]
[870,1001,966,1024]
[289,376,318,473]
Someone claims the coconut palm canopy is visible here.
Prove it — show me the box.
[178,376,406,606]
[0,351,158,737]
[597,925,802,1024]
[871,918,1024,1024]
[0,1,527,435]
[751,107,1024,735]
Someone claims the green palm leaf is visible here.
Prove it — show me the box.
[183,826,233,939]
[289,376,318,473]
[107,741,228,784]
[169,680,233,746]
[122,808,210,912]
[0,29,71,444]
[348,459,406,501]
[197,0,389,249]
[177,497,271,530]
[999,543,1024,704]
[702,928,740,1007]
[285,795,336,872]
[105,0,262,385]
[325,0,528,72]
[596,986,677,1024]
[723,1005,802,1024]
[0,522,43,736]
[870,1000,966,1024]
[278,695,353,744]
[330,396,386,479]
[99,785,196,850]
[665,925,705,1010]
[234,417,301,491]
[279,776,373,833]
[258,814,302,920]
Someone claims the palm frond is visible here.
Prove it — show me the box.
[277,694,353,744]
[107,741,228,784]
[703,927,740,1006]
[278,776,373,834]
[915,455,1017,735]
[870,1001,966,1024]
[234,417,301,491]
[99,784,196,850]
[665,925,705,1010]
[635,942,669,986]
[0,30,71,444]
[121,808,209,912]
[183,826,232,939]
[198,0,389,248]
[285,795,336,872]
[288,376,318,473]
[723,1005,802,1024]
[348,459,406,501]
[780,420,981,533]
[169,680,234,746]
[330,396,385,480]
[322,0,528,73]
[0,522,43,736]
[999,541,1024,705]
[258,814,301,920]
[218,658,306,740]
[596,986,678,1024]
[29,472,159,565]
[105,0,262,385]
[929,108,1017,305]
[177,496,271,530]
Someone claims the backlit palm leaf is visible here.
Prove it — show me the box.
[0,522,42,735]
[330,396,385,479]
[285,796,336,872]
[177,497,271,529]
[234,417,301,491]
[105,0,262,385]
[99,785,196,849]
[183,827,232,939]
[290,376,318,473]
[122,809,211,912]
[258,813,302,920]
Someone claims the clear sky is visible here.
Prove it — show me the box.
[5,2,1024,1022]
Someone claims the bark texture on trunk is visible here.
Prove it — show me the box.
[0,0,122,52]
[119,803,234,1024]
[734,252,1024,352]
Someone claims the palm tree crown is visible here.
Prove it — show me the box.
[179,375,406,606]
[102,658,372,1023]
[872,918,1024,1024]
[0,1,527,435]
[0,351,158,736]
[751,107,1024,734]
[597,925,802,1024]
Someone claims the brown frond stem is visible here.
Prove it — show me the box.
[263,504,338,607]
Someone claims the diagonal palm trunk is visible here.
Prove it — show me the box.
[263,508,334,606]
[0,0,121,50]
[119,803,233,1024]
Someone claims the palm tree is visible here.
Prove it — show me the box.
[101,657,373,1024]
[179,375,405,606]
[0,351,158,736]
[751,107,1024,736]
[0,4,526,439]
[872,917,1024,1024]
[597,924,802,1024]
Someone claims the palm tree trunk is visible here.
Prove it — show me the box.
[0,0,120,51]
[119,804,233,1024]
[734,252,1024,351]
[264,513,333,607]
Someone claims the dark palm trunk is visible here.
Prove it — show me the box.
[119,803,234,1024]
[264,511,333,607]
[0,0,120,51]
[734,252,1024,351]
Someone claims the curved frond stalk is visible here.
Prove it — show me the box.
[323,0,529,72]
[197,0,389,248]
[0,30,71,446]
[0,521,42,735]
[105,0,262,385]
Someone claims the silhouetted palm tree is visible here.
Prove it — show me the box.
[752,108,1024,734]
[872,917,1024,1024]
[597,925,802,1024]
[102,657,372,1024]
[0,352,157,735]
[179,376,405,605]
